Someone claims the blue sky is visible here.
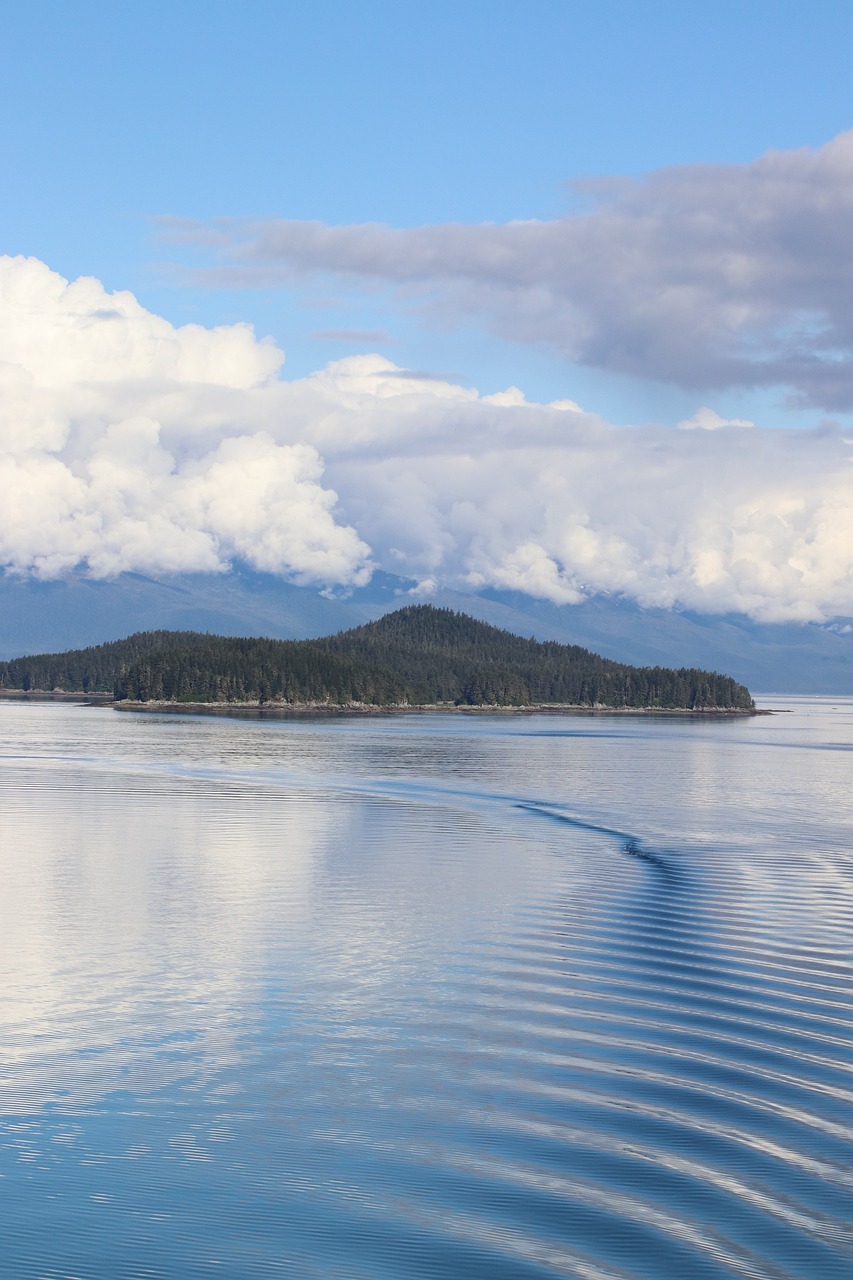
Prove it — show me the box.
[5,0,853,427]
[3,2,853,622]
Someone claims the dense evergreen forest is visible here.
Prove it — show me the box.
[318,607,754,709]
[0,606,755,710]
[0,631,199,695]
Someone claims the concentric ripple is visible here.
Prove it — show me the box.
[0,697,851,1278]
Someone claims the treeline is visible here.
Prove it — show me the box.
[0,631,201,694]
[318,607,754,709]
[0,606,755,710]
[112,636,412,706]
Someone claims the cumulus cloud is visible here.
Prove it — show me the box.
[165,131,853,411]
[677,407,754,431]
[3,255,853,623]
[0,255,371,584]
[290,362,853,623]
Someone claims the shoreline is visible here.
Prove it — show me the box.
[0,690,768,715]
[0,689,114,703]
[111,699,766,717]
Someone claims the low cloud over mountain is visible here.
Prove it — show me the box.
[2,254,853,624]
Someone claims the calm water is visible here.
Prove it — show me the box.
[0,698,851,1279]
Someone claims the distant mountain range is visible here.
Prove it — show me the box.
[0,566,849,694]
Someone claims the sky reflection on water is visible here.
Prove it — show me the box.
[1,700,851,1278]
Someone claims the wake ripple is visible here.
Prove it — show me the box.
[0,706,852,1278]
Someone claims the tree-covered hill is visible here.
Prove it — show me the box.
[112,635,413,706]
[0,631,203,694]
[0,605,755,710]
[319,606,754,709]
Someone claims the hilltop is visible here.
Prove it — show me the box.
[0,606,755,711]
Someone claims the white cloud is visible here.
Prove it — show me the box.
[167,131,853,410]
[278,358,853,625]
[0,255,283,390]
[3,255,853,623]
[0,255,371,585]
[677,407,754,431]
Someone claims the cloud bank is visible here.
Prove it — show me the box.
[167,131,853,411]
[2,254,853,623]
[0,256,371,584]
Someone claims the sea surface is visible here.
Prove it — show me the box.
[0,698,851,1279]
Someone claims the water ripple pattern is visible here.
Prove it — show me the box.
[0,696,851,1278]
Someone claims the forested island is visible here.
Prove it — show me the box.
[0,605,755,711]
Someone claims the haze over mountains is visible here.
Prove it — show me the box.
[1,566,849,694]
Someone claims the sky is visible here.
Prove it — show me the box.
[3,1,853,622]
